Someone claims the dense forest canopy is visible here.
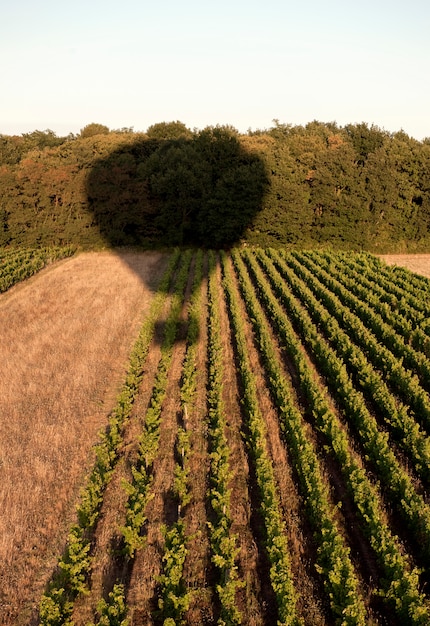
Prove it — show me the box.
[1,120,430,251]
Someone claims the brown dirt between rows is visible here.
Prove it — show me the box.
[73,253,216,626]
[225,255,330,625]
[115,256,196,625]
[125,336,187,624]
[179,268,215,626]
[263,252,412,624]
[215,256,270,626]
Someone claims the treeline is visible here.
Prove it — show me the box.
[1,120,430,251]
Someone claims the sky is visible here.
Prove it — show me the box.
[1,0,429,140]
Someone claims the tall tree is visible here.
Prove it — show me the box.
[79,123,110,139]
[145,121,193,140]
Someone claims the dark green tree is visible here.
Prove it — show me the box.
[305,134,369,248]
[140,126,268,247]
[145,121,193,140]
[137,139,209,245]
[344,122,388,165]
[0,135,25,165]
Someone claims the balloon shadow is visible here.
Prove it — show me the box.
[85,127,268,250]
[85,127,269,344]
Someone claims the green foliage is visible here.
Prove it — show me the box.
[119,465,152,557]
[154,254,205,621]
[344,122,387,164]
[174,427,192,511]
[35,246,430,623]
[94,584,129,626]
[58,525,91,596]
[1,120,430,250]
[39,588,73,626]
[222,251,305,625]
[145,120,193,140]
[0,246,76,292]
[157,521,193,623]
[139,126,268,247]
[80,123,110,138]
[229,249,366,624]
[243,248,430,622]
[39,526,91,624]
[205,251,245,624]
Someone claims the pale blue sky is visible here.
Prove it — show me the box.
[1,0,429,139]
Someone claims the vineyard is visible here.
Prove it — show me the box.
[0,246,76,293]
[3,247,430,625]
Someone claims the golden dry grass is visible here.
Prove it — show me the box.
[0,250,168,624]
[379,253,430,278]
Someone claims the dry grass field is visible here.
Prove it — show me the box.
[379,253,430,278]
[0,250,169,624]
